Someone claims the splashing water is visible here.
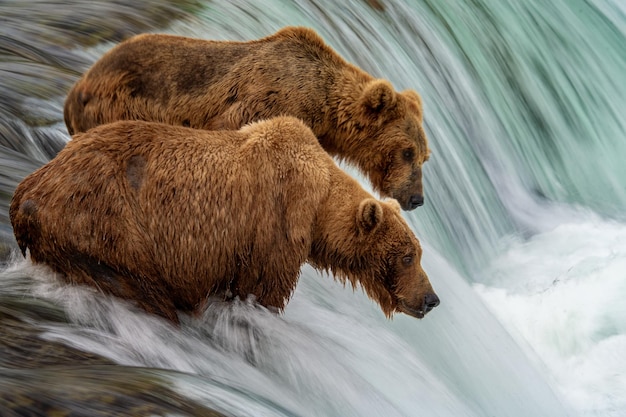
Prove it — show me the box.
[1,0,625,416]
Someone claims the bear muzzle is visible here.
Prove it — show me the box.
[393,191,424,211]
[409,194,424,209]
[399,292,440,318]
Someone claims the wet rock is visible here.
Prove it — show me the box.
[0,296,226,416]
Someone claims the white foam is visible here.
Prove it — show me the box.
[476,216,626,416]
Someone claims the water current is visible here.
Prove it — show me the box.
[0,1,624,416]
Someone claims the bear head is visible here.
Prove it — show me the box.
[341,80,429,211]
[310,197,439,319]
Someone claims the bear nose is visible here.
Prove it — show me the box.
[424,293,440,313]
[409,195,424,208]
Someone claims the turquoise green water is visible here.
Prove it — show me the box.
[423,0,626,213]
[0,0,624,416]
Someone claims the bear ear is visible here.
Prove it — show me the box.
[357,198,384,233]
[402,89,422,107]
[402,89,423,122]
[361,80,396,112]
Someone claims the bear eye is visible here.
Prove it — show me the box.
[402,148,414,162]
[402,255,414,266]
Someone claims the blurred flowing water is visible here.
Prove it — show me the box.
[0,0,624,416]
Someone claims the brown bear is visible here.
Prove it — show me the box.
[63,26,429,210]
[10,117,439,324]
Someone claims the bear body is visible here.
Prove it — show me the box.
[63,27,429,210]
[10,117,438,323]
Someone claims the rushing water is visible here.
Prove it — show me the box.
[1,0,625,416]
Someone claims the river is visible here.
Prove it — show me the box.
[0,0,624,416]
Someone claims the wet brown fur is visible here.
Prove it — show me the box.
[63,27,430,210]
[10,117,437,323]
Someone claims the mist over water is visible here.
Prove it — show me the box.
[0,0,624,416]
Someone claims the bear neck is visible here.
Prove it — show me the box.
[320,72,386,196]
[308,167,396,316]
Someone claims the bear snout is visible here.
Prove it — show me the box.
[391,182,424,210]
[424,292,440,313]
[409,194,424,209]
[398,291,440,319]
[395,193,422,211]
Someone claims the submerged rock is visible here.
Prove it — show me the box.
[0,296,226,417]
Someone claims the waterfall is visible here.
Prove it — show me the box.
[1,0,624,416]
